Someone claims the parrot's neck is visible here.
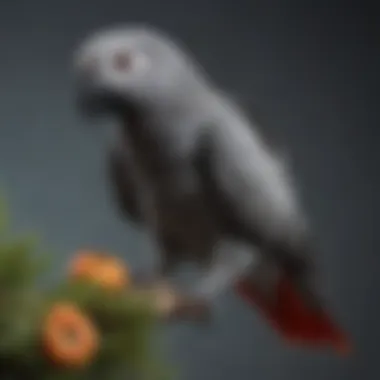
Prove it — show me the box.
[120,80,213,142]
[117,84,214,179]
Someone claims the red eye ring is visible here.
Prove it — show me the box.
[112,51,133,71]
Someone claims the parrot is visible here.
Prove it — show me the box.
[73,24,352,355]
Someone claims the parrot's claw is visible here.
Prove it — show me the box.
[132,268,213,324]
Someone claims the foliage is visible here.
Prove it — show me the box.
[0,197,172,380]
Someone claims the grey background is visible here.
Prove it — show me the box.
[0,1,378,380]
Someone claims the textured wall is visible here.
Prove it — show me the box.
[0,2,378,380]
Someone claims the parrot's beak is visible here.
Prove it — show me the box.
[74,86,127,121]
[73,54,127,121]
[75,88,107,119]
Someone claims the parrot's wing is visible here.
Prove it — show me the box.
[193,120,322,304]
[193,120,307,260]
[108,145,142,223]
[192,121,351,354]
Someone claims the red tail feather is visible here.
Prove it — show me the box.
[234,277,352,355]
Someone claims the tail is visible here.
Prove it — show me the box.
[234,268,352,355]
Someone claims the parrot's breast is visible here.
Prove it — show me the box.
[152,184,221,264]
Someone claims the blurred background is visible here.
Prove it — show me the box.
[0,1,378,379]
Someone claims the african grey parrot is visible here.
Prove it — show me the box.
[73,24,351,353]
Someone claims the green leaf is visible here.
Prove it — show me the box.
[0,193,174,380]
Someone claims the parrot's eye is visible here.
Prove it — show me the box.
[112,51,134,72]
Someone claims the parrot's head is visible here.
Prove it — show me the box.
[73,24,208,120]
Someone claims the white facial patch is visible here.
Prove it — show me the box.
[110,49,151,77]
[131,50,151,75]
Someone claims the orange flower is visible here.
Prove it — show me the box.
[42,303,99,368]
[69,251,103,280]
[69,250,130,291]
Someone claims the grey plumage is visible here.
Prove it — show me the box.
[73,24,323,308]
[108,144,142,223]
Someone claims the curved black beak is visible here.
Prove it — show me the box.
[74,85,127,121]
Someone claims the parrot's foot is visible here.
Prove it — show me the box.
[132,269,213,324]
